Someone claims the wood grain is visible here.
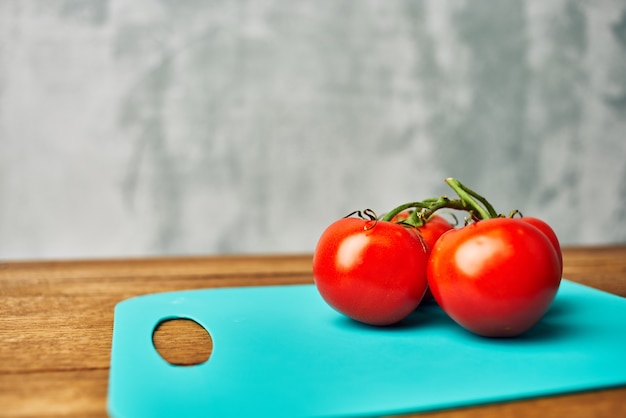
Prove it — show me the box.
[153,319,213,366]
[0,247,624,418]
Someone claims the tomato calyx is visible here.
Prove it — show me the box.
[343,208,379,230]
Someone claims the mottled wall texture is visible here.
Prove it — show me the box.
[1,0,625,260]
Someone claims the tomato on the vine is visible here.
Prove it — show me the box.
[391,211,454,301]
[312,178,563,335]
[313,216,429,326]
[427,217,562,337]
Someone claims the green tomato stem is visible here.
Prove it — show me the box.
[380,178,502,227]
[381,196,470,227]
[444,178,497,220]
[380,202,430,224]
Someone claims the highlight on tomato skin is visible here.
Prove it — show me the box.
[426,217,562,338]
[312,217,429,326]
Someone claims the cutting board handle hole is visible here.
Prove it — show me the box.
[152,318,213,366]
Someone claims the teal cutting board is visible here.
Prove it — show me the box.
[107,280,626,418]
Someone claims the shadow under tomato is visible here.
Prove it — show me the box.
[330,296,579,342]
[515,299,580,342]
[331,304,453,333]
[461,297,580,344]
[517,320,576,342]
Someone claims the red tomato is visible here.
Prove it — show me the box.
[390,211,454,251]
[391,211,454,301]
[313,217,429,326]
[417,215,455,251]
[427,217,562,337]
[415,215,454,301]
[519,217,563,276]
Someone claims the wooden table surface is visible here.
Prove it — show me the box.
[1,246,625,417]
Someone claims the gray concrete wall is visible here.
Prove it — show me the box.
[1,0,625,260]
